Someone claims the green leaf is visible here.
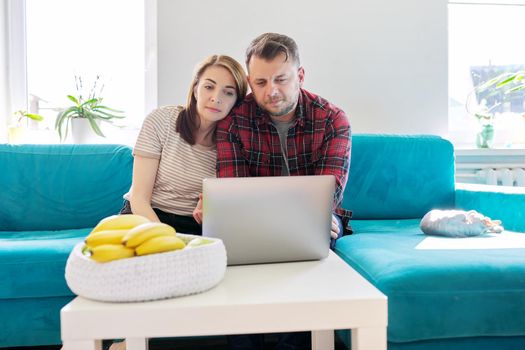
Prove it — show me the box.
[92,108,126,119]
[93,105,125,113]
[495,75,517,88]
[25,113,44,121]
[81,98,99,107]
[89,113,114,120]
[504,85,525,93]
[476,76,502,92]
[55,106,80,141]
[85,112,106,137]
[67,95,80,105]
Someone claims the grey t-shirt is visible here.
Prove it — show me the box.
[272,119,295,176]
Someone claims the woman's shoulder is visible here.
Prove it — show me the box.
[147,105,184,122]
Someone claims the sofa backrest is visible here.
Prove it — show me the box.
[342,135,455,219]
[0,144,133,231]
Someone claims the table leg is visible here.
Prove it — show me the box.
[61,339,102,350]
[126,337,149,350]
[311,329,334,350]
[351,327,387,350]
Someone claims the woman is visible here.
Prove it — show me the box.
[120,55,247,234]
[106,56,247,350]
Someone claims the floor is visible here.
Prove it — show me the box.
[4,335,348,350]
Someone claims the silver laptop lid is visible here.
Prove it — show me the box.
[202,175,334,265]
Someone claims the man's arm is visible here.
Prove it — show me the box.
[314,109,351,208]
[216,116,250,178]
[314,109,352,234]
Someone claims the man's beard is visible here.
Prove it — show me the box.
[262,89,299,118]
[264,100,296,118]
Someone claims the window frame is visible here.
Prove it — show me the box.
[5,0,158,138]
[448,0,525,150]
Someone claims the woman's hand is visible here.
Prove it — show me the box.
[193,193,203,224]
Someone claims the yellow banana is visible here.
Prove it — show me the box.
[85,229,129,247]
[87,244,135,263]
[135,235,186,256]
[91,214,150,234]
[123,222,176,248]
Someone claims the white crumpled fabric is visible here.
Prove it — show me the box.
[420,209,504,238]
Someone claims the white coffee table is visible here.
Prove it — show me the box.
[61,251,387,350]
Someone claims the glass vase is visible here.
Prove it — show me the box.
[476,124,494,149]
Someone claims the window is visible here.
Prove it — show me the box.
[7,0,156,144]
[448,1,525,148]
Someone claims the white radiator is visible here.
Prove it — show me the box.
[475,167,525,186]
[455,149,525,187]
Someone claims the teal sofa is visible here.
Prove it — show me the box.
[1,137,524,349]
[336,135,525,350]
[0,144,133,347]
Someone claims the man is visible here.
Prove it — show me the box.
[215,33,352,350]
[216,32,352,239]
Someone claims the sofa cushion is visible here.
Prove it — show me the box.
[0,229,90,299]
[335,219,525,343]
[0,144,133,231]
[0,296,74,347]
[343,135,455,219]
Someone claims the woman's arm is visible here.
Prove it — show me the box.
[129,155,161,222]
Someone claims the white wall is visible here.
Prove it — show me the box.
[157,0,448,135]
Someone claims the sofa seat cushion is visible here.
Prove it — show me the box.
[335,219,525,343]
[0,228,90,299]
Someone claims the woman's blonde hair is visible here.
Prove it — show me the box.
[177,55,248,145]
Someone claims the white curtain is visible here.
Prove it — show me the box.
[0,0,10,142]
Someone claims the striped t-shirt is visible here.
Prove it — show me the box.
[125,105,217,216]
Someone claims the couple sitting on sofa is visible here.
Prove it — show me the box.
[115,32,351,350]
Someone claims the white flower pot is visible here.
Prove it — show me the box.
[7,126,26,144]
[71,118,101,144]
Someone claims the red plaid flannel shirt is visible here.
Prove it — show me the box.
[216,89,352,233]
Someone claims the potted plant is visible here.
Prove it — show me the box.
[8,110,44,143]
[55,76,125,142]
[466,70,524,148]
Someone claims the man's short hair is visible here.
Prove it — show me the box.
[245,33,300,69]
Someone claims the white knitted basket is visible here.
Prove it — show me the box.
[65,234,226,302]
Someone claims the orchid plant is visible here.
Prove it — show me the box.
[55,75,125,141]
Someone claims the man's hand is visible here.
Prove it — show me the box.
[331,214,340,239]
[193,193,203,224]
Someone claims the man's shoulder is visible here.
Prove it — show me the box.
[223,94,258,124]
[301,89,345,118]
[232,94,257,117]
[217,95,256,131]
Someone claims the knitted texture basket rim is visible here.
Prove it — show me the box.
[65,234,227,302]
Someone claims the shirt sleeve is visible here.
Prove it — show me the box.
[133,107,171,159]
[313,109,353,231]
[216,115,250,177]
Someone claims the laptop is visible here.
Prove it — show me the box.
[202,175,334,265]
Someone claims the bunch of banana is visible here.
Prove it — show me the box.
[83,214,150,263]
[82,214,186,263]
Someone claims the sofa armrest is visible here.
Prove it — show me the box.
[455,183,525,232]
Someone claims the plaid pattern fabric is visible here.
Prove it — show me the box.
[216,89,352,232]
